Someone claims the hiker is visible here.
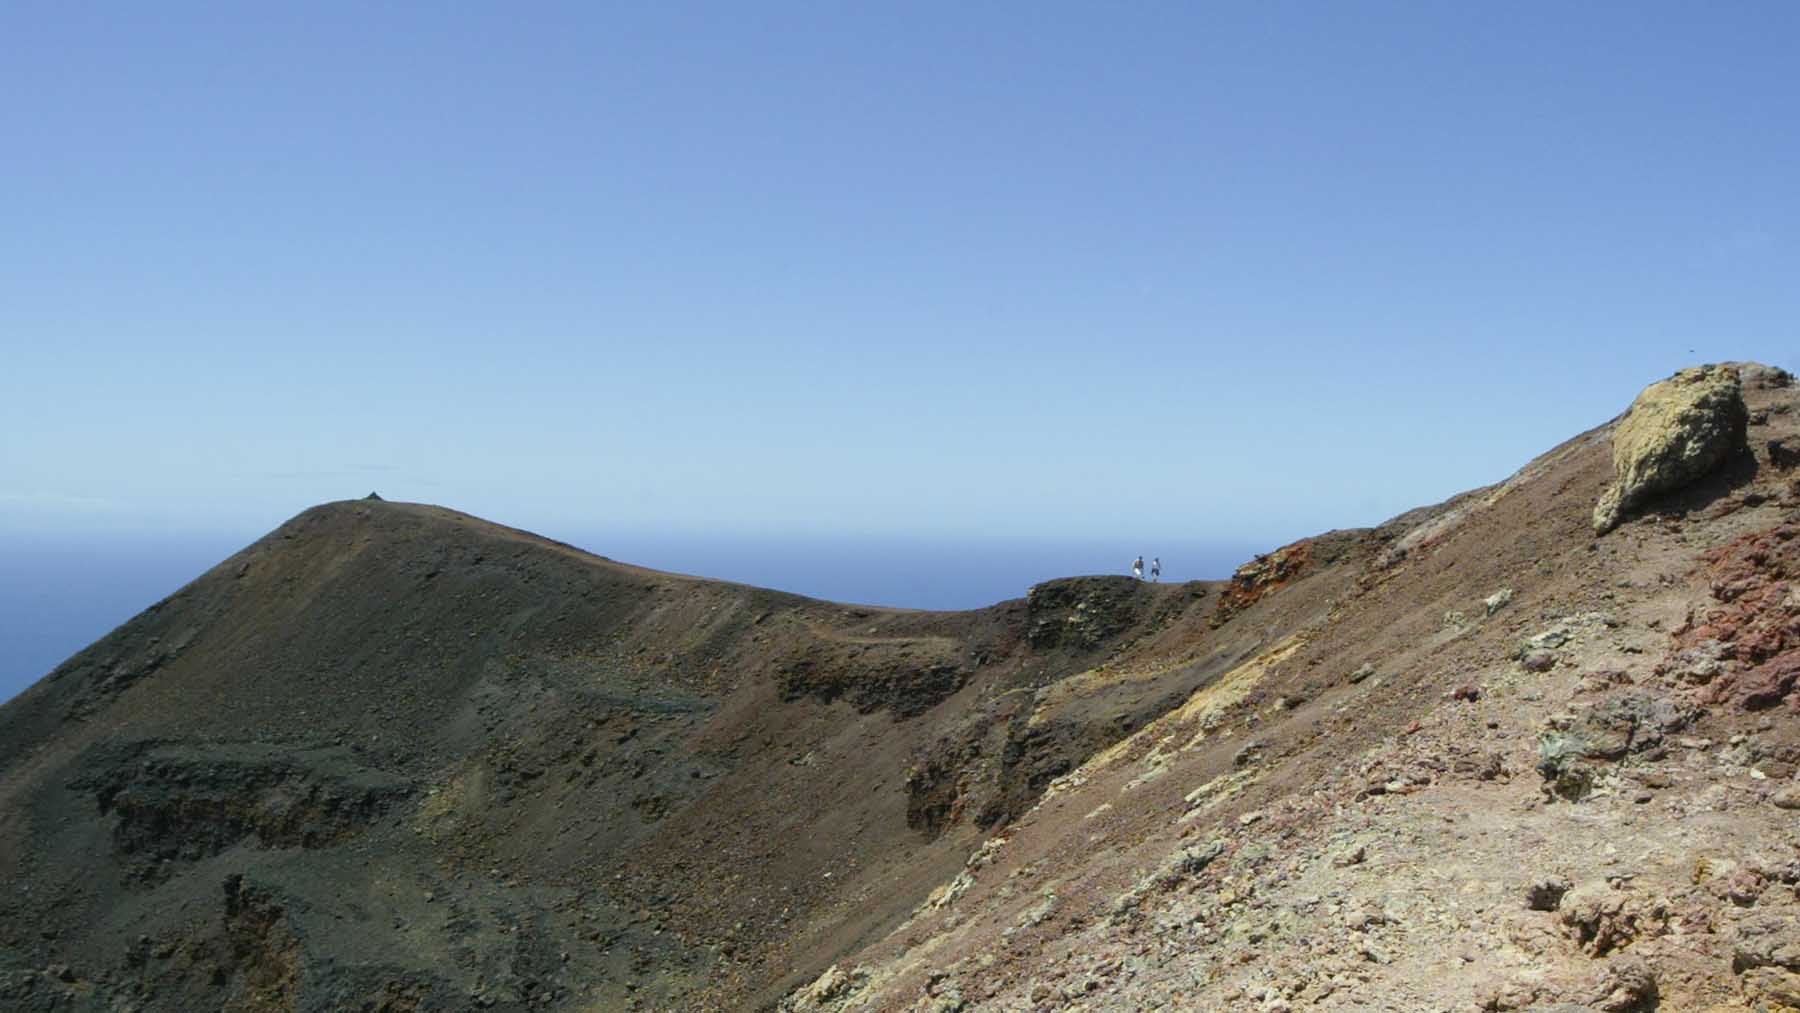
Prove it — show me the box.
[1132,555,1144,580]
[1150,557,1161,582]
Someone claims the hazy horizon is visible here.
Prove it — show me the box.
[0,521,1263,704]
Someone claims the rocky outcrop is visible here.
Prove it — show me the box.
[1593,365,1749,533]
[778,653,968,719]
[1557,881,1669,957]
[1209,531,1364,628]
[780,963,869,1011]
[1730,907,1800,1008]
[1667,521,1800,710]
[71,740,412,885]
[1740,362,1795,390]
[1025,577,1146,650]
[1535,691,1693,800]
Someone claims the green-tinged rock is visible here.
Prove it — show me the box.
[1535,693,1694,801]
[1537,730,1597,800]
[1593,365,1748,534]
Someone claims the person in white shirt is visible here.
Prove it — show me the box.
[1132,556,1144,580]
[1150,557,1161,582]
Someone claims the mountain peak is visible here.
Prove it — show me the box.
[4,362,1798,1010]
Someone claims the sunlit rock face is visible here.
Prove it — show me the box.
[1593,364,1749,534]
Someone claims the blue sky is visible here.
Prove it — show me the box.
[3,2,1796,551]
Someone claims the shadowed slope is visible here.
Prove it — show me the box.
[0,499,1261,1011]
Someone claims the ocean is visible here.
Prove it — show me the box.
[0,531,1258,704]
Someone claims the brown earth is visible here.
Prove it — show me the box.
[0,493,1249,1011]
[4,362,1799,1012]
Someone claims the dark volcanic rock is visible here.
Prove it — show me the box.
[0,498,1223,1011]
[1025,576,1148,650]
[70,740,412,884]
[778,654,968,718]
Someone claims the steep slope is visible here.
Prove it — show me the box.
[0,497,1291,1011]
[7,362,1797,1012]
[779,362,1800,1012]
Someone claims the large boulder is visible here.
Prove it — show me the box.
[1593,365,1749,534]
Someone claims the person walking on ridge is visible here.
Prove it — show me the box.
[1150,557,1161,582]
[1132,555,1144,580]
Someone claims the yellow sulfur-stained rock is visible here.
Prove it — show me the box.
[1594,365,1748,533]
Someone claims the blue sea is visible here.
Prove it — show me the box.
[0,531,1258,704]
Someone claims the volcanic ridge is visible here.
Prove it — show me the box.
[6,362,1800,1012]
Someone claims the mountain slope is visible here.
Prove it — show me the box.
[0,499,1277,1011]
[5,363,1798,1012]
[780,362,1800,1012]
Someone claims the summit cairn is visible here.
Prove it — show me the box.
[1592,364,1748,534]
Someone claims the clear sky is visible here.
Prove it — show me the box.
[3,2,1796,552]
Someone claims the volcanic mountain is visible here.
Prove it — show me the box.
[5,362,1800,1012]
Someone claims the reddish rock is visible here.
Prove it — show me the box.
[1717,868,1768,907]
[1737,655,1800,711]
[1211,541,1316,628]
[1667,523,1800,706]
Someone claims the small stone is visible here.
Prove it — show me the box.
[1723,868,1767,906]
[1484,589,1515,616]
[1585,955,1658,1012]
[1522,650,1556,672]
[1581,669,1632,692]
[1526,627,1572,650]
[1772,787,1800,810]
[1524,878,1571,911]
